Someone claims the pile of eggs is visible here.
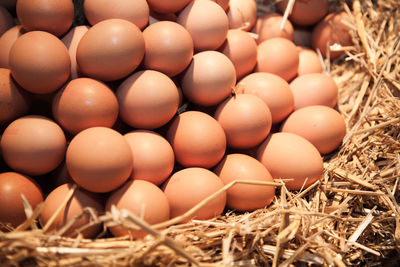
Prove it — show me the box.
[0,0,351,238]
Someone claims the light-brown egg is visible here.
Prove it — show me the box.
[256,37,299,82]
[116,70,179,129]
[257,132,324,190]
[177,0,229,51]
[163,167,226,222]
[147,0,192,13]
[143,21,193,77]
[276,0,328,26]
[16,0,74,37]
[166,111,226,168]
[227,0,257,31]
[1,115,67,176]
[106,179,170,238]
[214,153,275,211]
[0,6,15,37]
[252,13,294,44]
[215,94,272,149]
[297,46,323,75]
[76,19,144,81]
[66,127,133,193]
[52,78,119,135]
[0,26,26,69]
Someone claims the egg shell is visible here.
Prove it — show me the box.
[237,72,294,123]
[163,167,226,222]
[143,21,194,77]
[0,172,43,230]
[276,0,328,26]
[297,46,323,76]
[76,19,145,81]
[177,0,229,51]
[0,26,26,69]
[116,70,179,129]
[1,115,67,176]
[290,73,338,110]
[214,153,275,211]
[252,13,294,44]
[66,127,133,193]
[0,6,15,38]
[281,105,346,154]
[219,29,257,79]
[257,132,324,190]
[227,0,257,31]
[16,0,74,37]
[166,111,226,168]
[106,179,170,238]
[40,183,104,238]
[181,50,236,106]
[256,37,299,82]
[84,0,149,29]
[215,94,272,149]
[147,0,192,13]
[52,77,119,135]
[124,130,174,185]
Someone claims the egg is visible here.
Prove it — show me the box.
[9,31,71,94]
[257,132,324,190]
[124,130,174,186]
[281,105,346,154]
[106,179,170,238]
[276,0,328,26]
[214,154,275,211]
[177,0,229,51]
[0,26,26,69]
[166,111,226,168]
[143,21,194,77]
[252,13,294,44]
[0,172,43,230]
[256,37,299,82]
[147,0,192,13]
[215,94,272,149]
[40,183,104,238]
[16,0,74,37]
[0,68,30,125]
[181,50,236,106]
[76,19,145,81]
[290,73,338,110]
[1,115,67,176]
[297,46,323,76]
[116,70,179,129]
[66,127,133,193]
[237,72,294,123]
[0,6,15,37]
[219,29,257,79]
[227,0,257,31]
[163,167,226,222]
[52,78,119,135]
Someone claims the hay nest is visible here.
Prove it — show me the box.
[1,0,400,266]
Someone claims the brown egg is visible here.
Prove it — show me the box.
[76,19,145,81]
[237,72,294,123]
[124,130,174,185]
[52,78,119,135]
[84,0,149,30]
[116,70,179,129]
[166,111,226,168]
[281,105,346,154]
[163,167,226,222]
[0,6,15,37]
[1,115,67,176]
[290,73,338,110]
[40,183,103,238]
[219,29,257,79]
[106,179,170,238]
[143,21,193,77]
[297,46,323,75]
[252,13,294,44]
[0,68,30,125]
[61,25,89,80]
[214,154,275,211]
[9,31,71,94]
[16,0,74,37]
[227,0,257,31]
[66,127,133,193]
[181,51,236,106]
[0,26,26,69]
[177,0,229,51]
[215,94,272,149]
[0,172,43,230]
[257,132,324,190]
[147,0,192,13]
[276,0,328,26]
[256,37,299,82]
